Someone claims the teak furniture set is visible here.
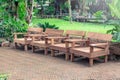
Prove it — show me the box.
[13,27,112,66]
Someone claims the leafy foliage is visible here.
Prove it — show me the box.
[60,1,69,12]
[0,18,28,41]
[108,0,120,19]
[107,21,120,41]
[62,16,70,21]
[107,0,120,42]
[93,11,103,19]
[38,22,58,32]
[0,73,8,80]
[18,1,27,20]
[44,6,55,15]
[0,0,28,42]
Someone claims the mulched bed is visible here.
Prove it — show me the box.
[109,42,120,61]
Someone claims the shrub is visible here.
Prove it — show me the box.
[106,20,120,42]
[0,18,28,42]
[62,16,70,21]
[93,11,104,19]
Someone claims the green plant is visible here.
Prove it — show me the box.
[106,0,120,42]
[0,0,29,42]
[44,6,55,15]
[38,22,58,32]
[0,18,28,42]
[108,0,120,19]
[0,74,8,80]
[18,1,27,20]
[62,16,70,21]
[106,20,120,41]
[93,11,103,19]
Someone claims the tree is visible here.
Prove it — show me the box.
[68,0,72,23]
[25,0,34,24]
[0,0,28,41]
[59,1,69,15]
[36,0,48,15]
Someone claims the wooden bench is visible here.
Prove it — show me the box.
[70,32,112,66]
[31,28,64,55]
[50,30,86,60]
[14,27,43,51]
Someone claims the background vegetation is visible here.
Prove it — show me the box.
[0,0,120,42]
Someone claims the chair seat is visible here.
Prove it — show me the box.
[51,43,66,48]
[50,43,80,52]
[31,41,51,47]
[51,43,79,48]
[50,43,67,52]
[14,38,32,44]
[32,41,51,44]
[71,47,104,53]
[70,47,105,58]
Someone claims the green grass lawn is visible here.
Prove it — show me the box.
[32,18,114,33]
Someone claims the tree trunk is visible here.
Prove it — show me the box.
[60,8,62,15]
[82,0,86,15]
[68,0,72,23]
[25,0,34,24]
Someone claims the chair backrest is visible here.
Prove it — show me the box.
[27,27,43,34]
[45,28,64,36]
[65,30,86,39]
[87,32,112,42]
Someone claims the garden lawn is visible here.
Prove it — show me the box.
[32,18,114,33]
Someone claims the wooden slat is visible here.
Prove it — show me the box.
[87,32,112,41]
[45,28,64,36]
[66,30,86,37]
[27,27,43,33]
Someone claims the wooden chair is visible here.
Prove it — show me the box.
[50,30,86,60]
[70,32,112,66]
[14,27,43,51]
[31,28,64,55]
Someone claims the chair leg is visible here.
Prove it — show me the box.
[44,48,48,55]
[32,46,35,53]
[24,44,28,51]
[15,43,18,49]
[104,55,108,63]
[65,53,69,60]
[89,58,94,67]
[71,53,74,62]
[51,49,55,57]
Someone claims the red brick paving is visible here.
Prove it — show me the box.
[0,47,120,80]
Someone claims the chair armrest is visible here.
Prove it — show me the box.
[90,43,108,47]
[45,37,67,45]
[45,36,66,39]
[65,39,88,48]
[89,43,109,53]
[64,39,87,43]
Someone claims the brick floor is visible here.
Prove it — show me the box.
[0,47,120,80]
